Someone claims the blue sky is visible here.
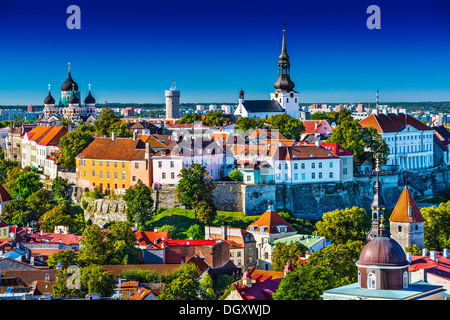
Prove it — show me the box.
[0,0,449,105]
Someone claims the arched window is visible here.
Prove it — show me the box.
[368,273,376,289]
[358,271,361,287]
[403,271,409,288]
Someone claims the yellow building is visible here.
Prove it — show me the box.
[0,219,10,240]
[75,133,161,194]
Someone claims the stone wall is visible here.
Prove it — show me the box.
[83,197,127,227]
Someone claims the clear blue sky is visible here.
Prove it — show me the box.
[0,0,449,105]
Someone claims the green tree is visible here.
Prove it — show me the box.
[405,244,422,256]
[38,201,73,233]
[10,171,42,200]
[234,116,264,133]
[0,159,20,184]
[272,263,337,300]
[314,207,370,245]
[176,113,202,124]
[199,272,216,300]
[266,114,305,140]
[421,202,450,251]
[53,269,83,298]
[228,169,243,181]
[202,112,228,127]
[26,189,54,221]
[47,249,79,269]
[106,221,141,265]
[1,199,30,226]
[78,224,109,266]
[195,199,217,224]
[52,176,70,200]
[271,241,309,272]
[185,224,204,240]
[123,179,154,228]
[93,107,120,136]
[58,130,94,170]
[215,274,234,296]
[81,264,116,297]
[306,240,365,286]
[176,163,216,223]
[157,263,201,300]
[109,120,133,138]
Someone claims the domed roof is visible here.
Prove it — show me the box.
[61,64,78,92]
[84,86,95,104]
[44,90,55,105]
[68,91,79,104]
[357,236,409,267]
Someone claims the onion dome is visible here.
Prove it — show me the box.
[84,84,96,104]
[44,85,55,105]
[273,30,295,92]
[68,85,79,104]
[357,236,408,267]
[61,62,79,92]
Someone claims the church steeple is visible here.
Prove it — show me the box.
[273,29,295,93]
[367,159,387,241]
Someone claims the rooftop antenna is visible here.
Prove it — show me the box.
[170,79,176,90]
[376,89,379,111]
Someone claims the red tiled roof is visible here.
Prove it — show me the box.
[302,120,332,134]
[320,142,354,157]
[135,230,171,246]
[274,145,339,161]
[161,239,221,246]
[246,208,296,234]
[409,253,450,280]
[76,137,146,161]
[359,113,433,133]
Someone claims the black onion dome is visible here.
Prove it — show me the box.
[357,236,409,267]
[44,91,55,105]
[68,91,79,104]
[84,90,95,104]
[61,69,78,92]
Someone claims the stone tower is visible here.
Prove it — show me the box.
[165,80,180,119]
[389,186,425,250]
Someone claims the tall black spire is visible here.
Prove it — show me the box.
[273,29,295,93]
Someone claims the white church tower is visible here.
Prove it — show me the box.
[269,29,300,118]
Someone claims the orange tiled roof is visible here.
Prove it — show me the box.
[139,134,167,149]
[359,113,433,133]
[389,186,425,223]
[76,137,146,161]
[246,208,296,234]
[37,125,68,146]
[129,287,155,300]
[24,125,52,141]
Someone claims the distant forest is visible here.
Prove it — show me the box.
[2,101,450,114]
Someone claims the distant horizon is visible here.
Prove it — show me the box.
[0,0,449,105]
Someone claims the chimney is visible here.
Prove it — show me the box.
[430,250,437,261]
[443,248,448,258]
[189,236,193,240]
[30,256,35,266]
[40,230,43,236]
[422,248,428,256]
[133,130,137,141]
[111,132,116,141]
[154,227,159,233]
[407,252,412,263]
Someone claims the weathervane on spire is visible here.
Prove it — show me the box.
[283,22,287,31]
[68,62,71,72]
[170,79,176,90]
[48,84,51,93]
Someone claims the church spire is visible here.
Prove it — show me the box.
[366,159,387,241]
[273,27,295,93]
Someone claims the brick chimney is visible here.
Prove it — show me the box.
[111,132,116,141]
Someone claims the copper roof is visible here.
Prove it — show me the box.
[357,236,409,267]
[76,137,146,161]
[389,186,424,223]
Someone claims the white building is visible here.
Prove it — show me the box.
[359,112,434,170]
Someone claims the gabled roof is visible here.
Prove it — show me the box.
[36,125,68,146]
[273,145,339,161]
[389,186,424,223]
[302,120,332,134]
[241,100,284,113]
[409,253,450,280]
[246,207,296,234]
[320,142,354,157]
[135,230,171,246]
[75,137,146,161]
[23,125,52,142]
[139,134,167,149]
[359,113,433,133]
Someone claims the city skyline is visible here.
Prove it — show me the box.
[0,0,449,105]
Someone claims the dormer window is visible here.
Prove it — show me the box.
[250,225,257,232]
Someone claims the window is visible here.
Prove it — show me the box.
[329,172,333,178]
[135,162,139,169]
[343,168,347,175]
[398,226,402,232]
[100,172,103,179]
[114,162,118,168]
[301,163,305,169]
[132,176,136,181]
[122,162,125,168]
[99,161,102,167]
[329,162,333,168]
[319,172,322,179]
[312,173,315,179]
[79,159,83,166]
[92,170,95,177]
[84,171,87,177]
[162,172,166,179]
[368,273,376,289]
[319,162,322,169]
[403,272,409,288]
[294,173,298,180]
[285,164,288,170]
[170,161,174,168]
[158,161,162,168]
[247,175,251,182]
[311,163,315,169]
[92,160,95,166]
[171,172,175,179]
[107,161,109,167]
[294,163,298,170]
[301,173,305,180]
[114,172,117,180]
[122,172,125,180]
